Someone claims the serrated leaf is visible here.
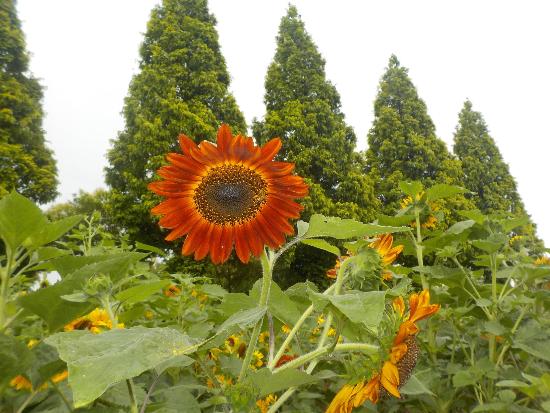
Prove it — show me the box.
[19,253,146,330]
[115,280,171,305]
[308,290,385,330]
[399,181,423,197]
[251,280,301,325]
[301,239,340,255]
[0,192,47,251]
[247,368,320,397]
[446,220,475,235]
[297,220,309,237]
[425,184,467,202]
[502,215,530,232]
[305,214,408,240]
[24,215,83,249]
[45,327,198,407]
[135,241,165,256]
[400,374,435,396]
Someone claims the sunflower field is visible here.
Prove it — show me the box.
[1,126,550,413]
[2,0,550,412]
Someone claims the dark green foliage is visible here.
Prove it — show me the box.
[105,0,246,247]
[252,6,379,223]
[453,100,542,248]
[453,100,524,215]
[252,6,379,284]
[0,0,58,203]
[365,55,472,221]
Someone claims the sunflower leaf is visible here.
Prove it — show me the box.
[301,239,340,255]
[0,192,47,251]
[425,184,467,202]
[305,214,408,240]
[45,327,199,407]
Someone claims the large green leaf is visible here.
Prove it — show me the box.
[23,215,83,249]
[251,280,302,325]
[0,333,34,386]
[0,192,47,251]
[400,374,435,396]
[247,368,321,397]
[399,181,423,197]
[305,214,408,240]
[19,252,146,330]
[45,327,198,407]
[204,306,267,349]
[150,385,201,413]
[115,280,171,305]
[308,290,386,330]
[301,238,340,255]
[425,184,467,202]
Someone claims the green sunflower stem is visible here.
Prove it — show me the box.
[266,259,349,412]
[0,246,15,331]
[414,208,428,290]
[268,283,336,370]
[238,249,273,382]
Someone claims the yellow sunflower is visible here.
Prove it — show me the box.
[64,308,123,334]
[326,234,403,281]
[148,124,308,264]
[326,290,440,412]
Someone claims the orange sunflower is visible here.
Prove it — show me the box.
[148,124,308,264]
[326,290,440,413]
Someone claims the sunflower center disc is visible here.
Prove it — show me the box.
[194,164,268,225]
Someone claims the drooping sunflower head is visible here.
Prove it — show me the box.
[368,234,403,267]
[148,124,308,264]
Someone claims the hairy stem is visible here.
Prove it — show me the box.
[0,246,15,331]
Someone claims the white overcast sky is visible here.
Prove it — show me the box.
[16,0,550,247]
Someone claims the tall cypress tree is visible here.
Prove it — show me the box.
[365,55,470,218]
[453,100,525,214]
[0,0,58,203]
[105,0,246,246]
[253,5,378,222]
[453,100,542,247]
[253,5,378,285]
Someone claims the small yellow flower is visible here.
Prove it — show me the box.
[328,328,337,337]
[164,284,181,297]
[509,235,523,246]
[224,335,241,354]
[191,289,198,297]
[144,310,154,320]
[534,256,550,266]
[27,339,40,349]
[252,351,264,368]
[215,374,233,387]
[317,314,325,325]
[281,324,291,334]
[256,394,277,413]
[10,376,33,391]
[258,331,270,343]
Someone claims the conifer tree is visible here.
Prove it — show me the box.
[453,100,525,214]
[453,100,542,248]
[253,5,378,223]
[0,0,58,203]
[105,0,246,246]
[253,6,378,285]
[365,55,470,217]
